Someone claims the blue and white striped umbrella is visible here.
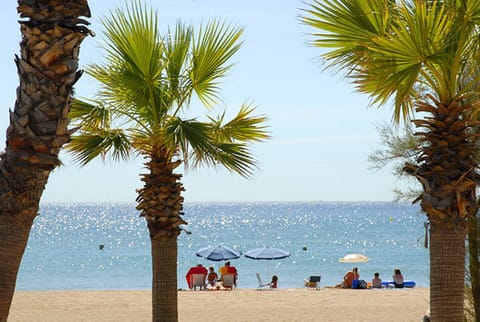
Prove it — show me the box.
[244,246,290,260]
[196,245,242,262]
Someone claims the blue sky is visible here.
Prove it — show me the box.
[0,1,408,203]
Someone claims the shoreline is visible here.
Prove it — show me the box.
[10,288,430,322]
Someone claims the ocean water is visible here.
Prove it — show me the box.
[16,202,430,290]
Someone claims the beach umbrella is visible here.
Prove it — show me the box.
[245,247,290,281]
[244,246,291,260]
[338,253,369,263]
[195,245,242,262]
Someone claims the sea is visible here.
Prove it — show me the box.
[16,202,430,291]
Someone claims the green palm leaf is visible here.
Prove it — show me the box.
[163,116,210,160]
[190,21,243,107]
[208,104,269,142]
[101,2,161,79]
[204,142,258,178]
[165,23,192,109]
[164,113,267,177]
[68,129,132,165]
[98,2,166,126]
[70,99,111,130]
[302,0,392,72]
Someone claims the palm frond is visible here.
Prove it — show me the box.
[196,142,258,178]
[451,0,480,102]
[67,129,132,166]
[86,58,151,125]
[452,0,480,33]
[190,20,243,108]
[302,0,465,122]
[97,1,167,126]
[70,98,112,130]
[165,22,192,109]
[101,1,161,80]
[302,0,393,73]
[163,116,211,161]
[164,116,261,177]
[129,127,157,155]
[208,103,269,142]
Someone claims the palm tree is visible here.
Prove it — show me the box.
[303,1,480,320]
[370,123,480,320]
[0,1,91,320]
[66,3,268,321]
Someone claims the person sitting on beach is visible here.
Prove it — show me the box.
[227,262,239,286]
[219,261,228,279]
[270,275,278,289]
[219,261,238,286]
[207,266,218,287]
[185,264,208,289]
[372,272,382,288]
[393,268,404,288]
[342,267,359,288]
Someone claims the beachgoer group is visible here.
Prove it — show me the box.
[186,261,240,290]
[335,267,407,289]
[186,263,406,290]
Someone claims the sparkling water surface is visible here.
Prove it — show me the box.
[17,202,429,290]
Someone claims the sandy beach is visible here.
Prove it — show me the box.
[9,288,429,322]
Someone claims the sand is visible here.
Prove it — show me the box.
[9,288,430,322]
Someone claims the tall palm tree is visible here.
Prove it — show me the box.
[66,3,268,321]
[370,123,480,320]
[303,1,480,320]
[0,1,91,320]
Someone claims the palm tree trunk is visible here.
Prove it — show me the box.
[430,222,466,321]
[404,97,479,321]
[151,237,178,322]
[468,214,480,322]
[0,1,90,320]
[0,215,34,322]
[136,147,187,322]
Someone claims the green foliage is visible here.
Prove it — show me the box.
[367,124,422,201]
[368,124,420,170]
[190,21,243,108]
[68,1,269,177]
[302,0,480,123]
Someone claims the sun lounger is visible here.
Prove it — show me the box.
[256,273,272,290]
[190,273,206,290]
[304,275,321,290]
[222,273,236,290]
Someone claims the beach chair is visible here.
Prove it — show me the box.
[222,273,236,290]
[190,274,206,290]
[256,273,272,290]
[304,275,321,290]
